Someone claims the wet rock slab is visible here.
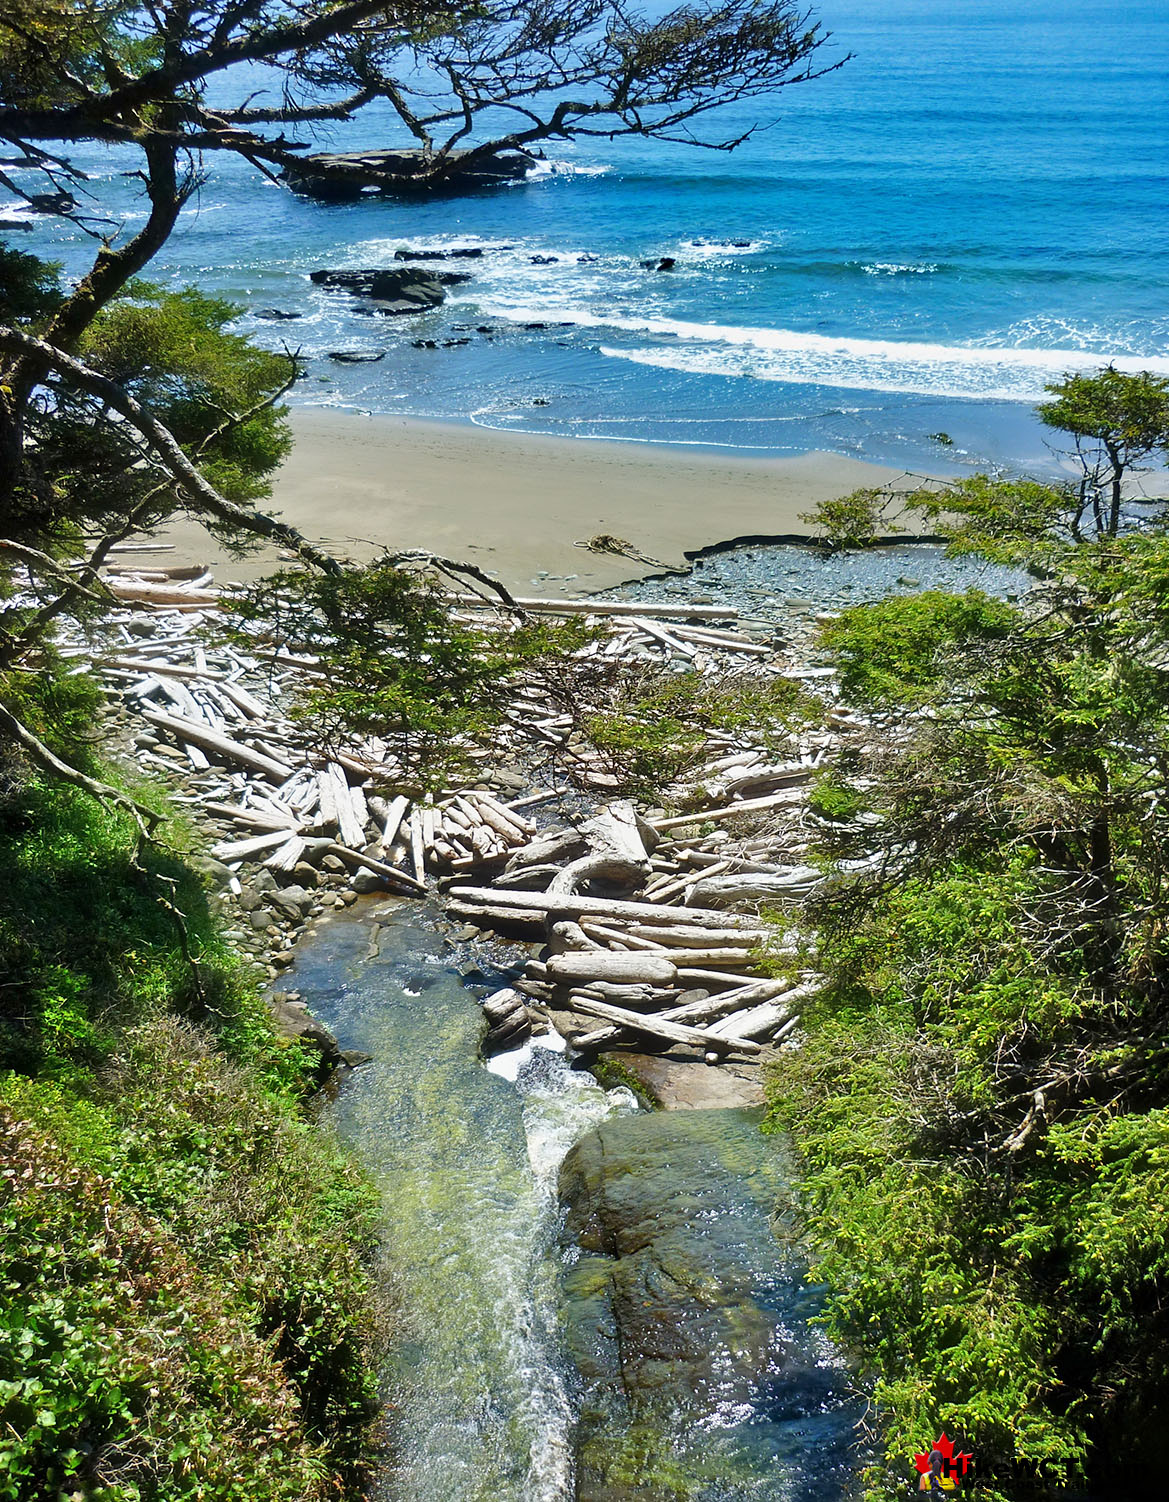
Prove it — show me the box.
[559,1109,858,1500]
[611,1051,766,1109]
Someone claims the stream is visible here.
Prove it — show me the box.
[291,906,862,1501]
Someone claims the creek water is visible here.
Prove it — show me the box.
[290,907,861,1500]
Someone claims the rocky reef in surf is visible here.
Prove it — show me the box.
[283,146,536,200]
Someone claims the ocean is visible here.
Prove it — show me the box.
[6,0,1169,474]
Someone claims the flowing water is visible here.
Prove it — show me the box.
[290,908,861,1501]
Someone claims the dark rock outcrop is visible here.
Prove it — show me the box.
[28,190,75,214]
[267,991,345,1084]
[328,350,385,363]
[557,1110,849,1499]
[310,265,471,316]
[394,246,487,260]
[254,307,302,320]
[283,147,536,200]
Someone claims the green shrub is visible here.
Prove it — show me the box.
[0,766,385,1498]
[0,1087,374,1502]
[766,858,1169,1499]
[585,670,817,796]
[818,590,1018,706]
[806,771,866,822]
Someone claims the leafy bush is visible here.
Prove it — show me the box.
[0,769,385,1499]
[232,563,591,784]
[0,1058,379,1502]
[0,776,243,1074]
[800,487,906,549]
[768,855,1169,1499]
[584,669,818,796]
[806,771,866,821]
[818,590,1018,706]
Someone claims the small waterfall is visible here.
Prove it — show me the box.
[290,908,861,1502]
[291,913,635,1501]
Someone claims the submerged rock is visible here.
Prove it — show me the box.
[394,246,487,260]
[560,1109,857,1499]
[311,264,473,315]
[328,350,385,363]
[267,992,345,1084]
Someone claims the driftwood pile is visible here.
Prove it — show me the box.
[456,793,822,1060]
[63,553,861,1068]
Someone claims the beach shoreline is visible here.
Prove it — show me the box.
[159,407,911,592]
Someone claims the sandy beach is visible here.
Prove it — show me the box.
[160,409,909,593]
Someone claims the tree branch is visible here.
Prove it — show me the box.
[0,324,344,577]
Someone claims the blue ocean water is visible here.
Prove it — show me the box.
[5,0,1168,472]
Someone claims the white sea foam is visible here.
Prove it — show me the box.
[471,301,1169,401]
[860,261,940,275]
[683,237,771,260]
[526,158,612,179]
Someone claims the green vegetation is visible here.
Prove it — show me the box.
[0,689,383,1498]
[805,770,867,822]
[767,370,1169,1500]
[584,669,818,797]
[818,590,1018,706]
[589,1057,662,1111]
[233,565,591,785]
[799,486,904,549]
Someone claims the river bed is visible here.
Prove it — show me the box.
[290,906,862,1500]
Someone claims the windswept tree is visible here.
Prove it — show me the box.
[1038,366,1169,539]
[801,367,1169,562]
[774,376,1169,1497]
[0,0,841,790]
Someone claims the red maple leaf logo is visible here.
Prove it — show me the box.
[913,1432,974,1481]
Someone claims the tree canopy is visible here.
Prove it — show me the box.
[0,0,841,801]
[771,380,1169,1499]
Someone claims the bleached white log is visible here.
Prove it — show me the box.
[325,842,426,893]
[668,624,770,654]
[449,885,755,927]
[649,789,808,832]
[211,828,300,861]
[546,952,678,987]
[265,836,307,871]
[565,995,760,1054]
[684,868,822,908]
[217,679,269,719]
[107,580,221,606]
[103,655,228,681]
[505,789,557,812]
[612,616,696,658]
[579,799,652,866]
[574,980,792,1048]
[448,594,738,620]
[141,709,293,779]
[466,792,530,841]
[579,920,668,952]
[325,763,365,848]
[409,816,426,882]
[704,1001,789,1039]
[378,795,410,851]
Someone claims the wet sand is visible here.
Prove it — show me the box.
[160,408,911,592]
